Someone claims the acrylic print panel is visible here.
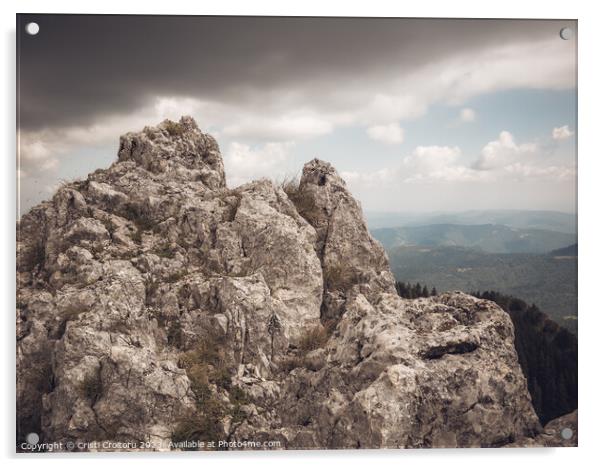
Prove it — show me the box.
[16,15,577,452]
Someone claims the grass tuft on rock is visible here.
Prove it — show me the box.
[171,335,254,447]
[298,325,329,354]
[164,120,186,137]
[81,371,103,404]
[280,324,330,373]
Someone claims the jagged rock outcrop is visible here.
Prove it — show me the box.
[241,292,541,448]
[294,159,396,322]
[16,117,572,451]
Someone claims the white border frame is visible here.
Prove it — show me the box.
[3,1,600,466]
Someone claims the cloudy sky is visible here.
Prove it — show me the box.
[17,15,577,216]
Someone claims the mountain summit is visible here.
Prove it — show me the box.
[17,117,573,450]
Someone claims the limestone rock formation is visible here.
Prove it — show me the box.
[16,117,573,451]
[273,292,542,448]
[294,159,396,322]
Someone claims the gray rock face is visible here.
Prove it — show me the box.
[16,117,570,451]
[295,159,396,321]
[273,292,539,448]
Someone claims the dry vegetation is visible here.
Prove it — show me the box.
[172,335,251,445]
[298,325,329,353]
[123,203,155,232]
[280,324,331,373]
[323,263,357,291]
[81,370,103,404]
[164,120,186,137]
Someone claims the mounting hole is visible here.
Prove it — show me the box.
[559,27,573,40]
[561,427,573,440]
[25,22,39,36]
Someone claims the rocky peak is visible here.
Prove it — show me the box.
[16,117,567,451]
[293,158,396,321]
[117,116,225,189]
[300,158,348,190]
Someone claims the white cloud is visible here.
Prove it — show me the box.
[402,145,487,183]
[225,141,295,187]
[345,37,574,129]
[345,129,575,192]
[341,168,395,186]
[404,145,461,171]
[18,135,62,175]
[222,112,334,141]
[460,108,476,123]
[345,145,484,186]
[502,163,576,181]
[474,131,537,170]
[366,122,405,145]
[472,132,575,182]
[552,125,574,140]
[20,139,53,161]
[227,141,293,172]
[39,158,59,171]
[437,38,575,104]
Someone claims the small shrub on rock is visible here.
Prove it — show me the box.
[164,120,186,137]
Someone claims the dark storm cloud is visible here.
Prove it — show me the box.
[17,14,572,131]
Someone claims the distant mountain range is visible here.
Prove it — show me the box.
[366,209,576,234]
[372,223,577,254]
[368,210,578,334]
